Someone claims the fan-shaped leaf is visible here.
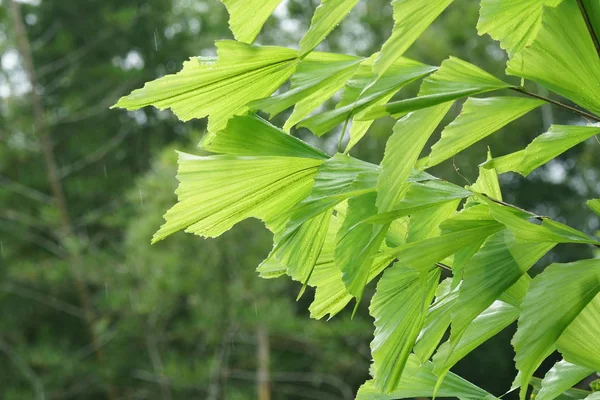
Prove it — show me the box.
[299,58,436,135]
[221,0,283,43]
[356,354,496,400]
[530,377,594,400]
[377,103,453,213]
[414,279,457,362]
[284,153,379,234]
[535,360,594,400]
[470,150,503,201]
[485,199,600,245]
[374,0,455,76]
[370,266,440,393]
[433,301,519,377]
[113,41,298,131]
[482,125,600,176]
[507,0,600,116]
[153,153,323,242]
[200,114,328,159]
[250,52,362,127]
[365,57,513,119]
[261,210,332,286]
[299,0,359,56]
[366,180,469,225]
[477,0,563,54]
[387,212,504,272]
[451,230,555,346]
[426,97,545,167]
[336,192,389,301]
[557,294,600,371]
[588,199,600,216]
[309,213,402,320]
[513,259,600,399]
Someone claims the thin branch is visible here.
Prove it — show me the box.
[510,87,600,123]
[2,282,85,319]
[145,312,173,400]
[0,338,46,400]
[0,174,53,205]
[34,29,113,79]
[576,0,600,61]
[0,220,66,258]
[1,208,49,232]
[31,22,59,52]
[57,130,129,178]
[131,370,208,393]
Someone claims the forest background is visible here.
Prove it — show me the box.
[1,0,599,399]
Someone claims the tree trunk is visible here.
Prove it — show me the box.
[7,2,116,398]
[257,326,271,400]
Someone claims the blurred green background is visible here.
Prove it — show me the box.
[1,0,599,399]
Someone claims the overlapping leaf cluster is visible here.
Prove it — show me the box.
[114,1,600,398]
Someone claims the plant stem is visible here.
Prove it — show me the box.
[510,87,600,123]
[435,263,452,272]
[337,117,349,153]
[478,193,544,221]
[576,0,600,61]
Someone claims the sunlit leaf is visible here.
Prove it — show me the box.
[370,266,440,393]
[200,114,328,159]
[153,153,322,242]
[336,192,389,301]
[557,294,600,371]
[450,230,555,347]
[387,208,504,272]
[284,153,378,234]
[249,52,362,128]
[477,0,563,54]
[507,0,600,116]
[433,301,519,377]
[485,199,600,245]
[377,103,453,213]
[113,41,298,131]
[299,0,359,56]
[535,360,594,400]
[261,210,331,286]
[374,0,455,75]
[366,180,468,225]
[404,196,462,242]
[588,199,600,216]
[426,97,544,167]
[482,125,600,176]
[309,213,401,319]
[256,257,287,279]
[470,150,503,201]
[513,259,600,399]
[221,0,283,43]
[364,57,513,120]
[414,279,457,362]
[356,354,496,400]
[299,58,436,135]
[530,377,593,400]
